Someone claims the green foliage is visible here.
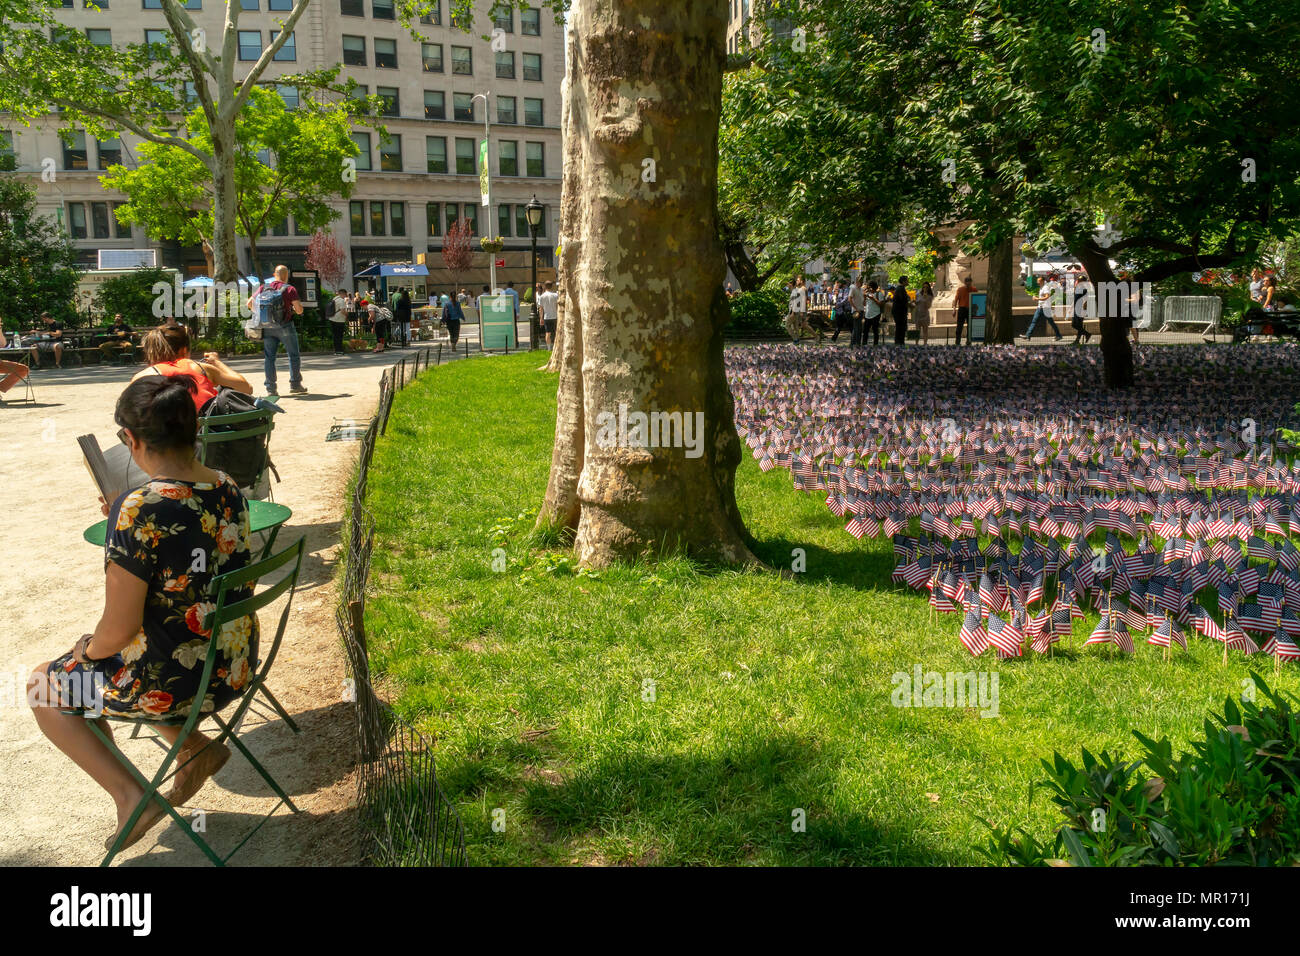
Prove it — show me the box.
[0,176,78,329]
[94,267,173,327]
[981,676,1300,866]
[727,289,786,333]
[102,88,358,272]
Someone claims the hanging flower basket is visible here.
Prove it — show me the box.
[480,237,505,255]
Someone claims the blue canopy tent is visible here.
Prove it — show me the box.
[353,262,429,304]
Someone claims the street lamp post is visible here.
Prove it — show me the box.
[525,194,543,350]
[471,92,495,294]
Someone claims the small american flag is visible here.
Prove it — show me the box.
[960,605,990,656]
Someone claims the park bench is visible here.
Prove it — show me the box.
[1233,307,1300,344]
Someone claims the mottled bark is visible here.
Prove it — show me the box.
[985,233,1014,344]
[209,124,239,283]
[1076,245,1134,388]
[538,0,756,568]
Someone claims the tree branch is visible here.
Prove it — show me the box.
[230,1,314,117]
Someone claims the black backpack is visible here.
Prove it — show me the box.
[200,387,279,492]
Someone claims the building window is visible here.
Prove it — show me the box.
[426,202,441,237]
[454,137,475,174]
[372,0,394,19]
[376,86,399,116]
[86,28,112,46]
[536,205,548,238]
[421,43,443,72]
[184,81,198,107]
[62,130,88,170]
[497,203,511,238]
[450,8,470,29]
[277,84,299,109]
[97,137,122,168]
[111,202,131,238]
[374,37,397,68]
[340,0,363,15]
[0,131,15,167]
[522,52,542,81]
[293,216,310,236]
[424,90,445,119]
[525,141,544,177]
[271,30,296,62]
[144,28,168,58]
[464,203,478,235]
[523,99,545,127]
[268,0,291,9]
[522,7,540,35]
[350,201,365,236]
[453,92,474,122]
[496,96,516,125]
[267,217,289,237]
[390,202,406,236]
[498,140,517,177]
[349,84,369,105]
[238,30,261,61]
[444,202,459,233]
[351,132,372,170]
[495,51,515,79]
[420,0,440,25]
[451,45,472,75]
[425,136,447,173]
[492,5,513,32]
[85,0,107,6]
[91,201,111,239]
[240,0,257,8]
[342,35,366,66]
[67,202,88,239]
[379,134,402,171]
[370,201,386,236]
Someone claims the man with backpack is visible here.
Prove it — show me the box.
[247,264,306,396]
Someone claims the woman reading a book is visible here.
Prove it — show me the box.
[131,325,252,413]
[28,375,259,852]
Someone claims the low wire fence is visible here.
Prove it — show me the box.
[338,346,467,866]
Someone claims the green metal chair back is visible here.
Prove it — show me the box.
[197,407,276,497]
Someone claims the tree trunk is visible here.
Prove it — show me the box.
[724,236,760,291]
[209,122,239,284]
[1075,245,1134,387]
[538,0,756,568]
[985,233,1015,343]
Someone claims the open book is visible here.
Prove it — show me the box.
[78,434,149,507]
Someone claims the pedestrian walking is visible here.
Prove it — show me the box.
[849,277,866,347]
[538,281,559,348]
[891,275,911,345]
[1070,272,1093,344]
[329,287,349,354]
[246,265,306,395]
[863,281,884,346]
[953,277,976,345]
[913,281,934,345]
[393,287,412,347]
[1024,278,1064,341]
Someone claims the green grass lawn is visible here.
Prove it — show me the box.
[362,351,1299,865]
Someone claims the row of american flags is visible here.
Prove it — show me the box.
[727,344,1300,662]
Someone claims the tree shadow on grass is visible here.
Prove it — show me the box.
[450,735,961,866]
[749,535,905,593]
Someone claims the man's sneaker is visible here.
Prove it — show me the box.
[290,384,308,394]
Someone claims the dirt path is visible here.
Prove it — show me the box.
[0,348,446,866]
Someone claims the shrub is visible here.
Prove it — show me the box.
[727,288,785,333]
[95,267,173,327]
[980,675,1300,866]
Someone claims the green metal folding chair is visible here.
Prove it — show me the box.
[85,537,306,867]
[197,407,292,559]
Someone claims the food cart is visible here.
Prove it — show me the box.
[352,261,429,307]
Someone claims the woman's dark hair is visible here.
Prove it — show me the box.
[114,375,199,454]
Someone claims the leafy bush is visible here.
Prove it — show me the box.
[727,288,785,333]
[95,267,173,327]
[981,675,1300,866]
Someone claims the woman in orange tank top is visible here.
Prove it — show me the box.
[131,325,252,413]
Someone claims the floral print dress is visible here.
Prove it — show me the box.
[48,475,259,720]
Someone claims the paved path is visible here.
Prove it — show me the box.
[0,345,479,866]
